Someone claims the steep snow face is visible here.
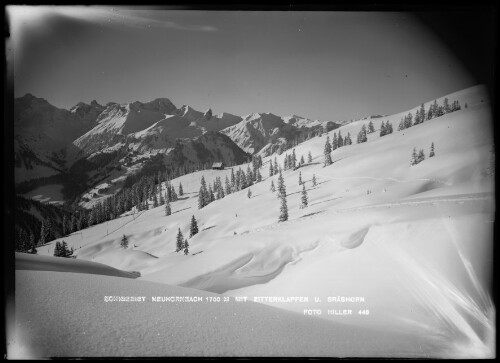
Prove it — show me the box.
[220,113,286,154]
[36,84,494,357]
[283,115,325,128]
[221,112,327,154]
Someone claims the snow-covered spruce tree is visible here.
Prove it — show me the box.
[337,130,343,148]
[368,120,375,133]
[62,215,67,236]
[357,124,367,143]
[386,121,393,134]
[381,121,387,135]
[247,188,252,199]
[346,132,352,145]
[39,221,47,246]
[231,168,236,190]
[312,174,317,186]
[404,112,413,129]
[184,239,189,255]
[246,166,254,186]
[429,142,435,158]
[269,161,274,177]
[417,149,426,164]
[208,184,215,202]
[308,151,312,163]
[274,157,279,174]
[277,170,286,198]
[270,179,276,192]
[179,183,184,196]
[256,168,262,182]
[121,235,129,249]
[410,147,418,166]
[324,136,333,166]
[53,241,61,256]
[443,98,450,114]
[332,133,338,151]
[300,155,305,165]
[279,193,288,222]
[292,149,297,169]
[225,176,232,195]
[171,186,178,202]
[189,215,199,238]
[431,99,439,119]
[300,183,308,209]
[176,228,184,252]
[165,199,172,216]
[298,171,302,185]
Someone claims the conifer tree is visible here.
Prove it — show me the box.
[256,168,262,182]
[386,121,393,134]
[418,149,426,163]
[300,155,305,165]
[225,176,232,195]
[153,193,159,208]
[332,133,338,151]
[292,149,297,169]
[179,183,184,196]
[246,166,254,186]
[231,168,236,189]
[189,215,199,237]
[380,121,388,137]
[54,241,61,256]
[159,191,165,206]
[307,151,312,163]
[337,130,343,148]
[62,215,67,236]
[247,188,252,198]
[184,240,189,255]
[324,136,333,166]
[429,142,435,158]
[277,170,286,198]
[176,228,184,252]
[431,99,439,118]
[312,174,317,186]
[208,185,215,202]
[39,221,47,246]
[121,234,129,249]
[397,119,404,132]
[411,147,418,166]
[279,193,288,222]
[368,120,375,133]
[443,98,450,113]
[300,183,308,209]
[357,124,367,143]
[269,161,274,177]
[270,180,276,192]
[298,171,303,185]
[165,199,172,216]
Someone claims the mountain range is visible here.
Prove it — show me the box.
[14,94,337,204]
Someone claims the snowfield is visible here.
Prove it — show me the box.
[12,85,495,358]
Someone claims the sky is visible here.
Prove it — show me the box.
[6,6,479,122]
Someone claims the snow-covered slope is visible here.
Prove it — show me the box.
[12,267,441,358]
[28,84,495,357]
